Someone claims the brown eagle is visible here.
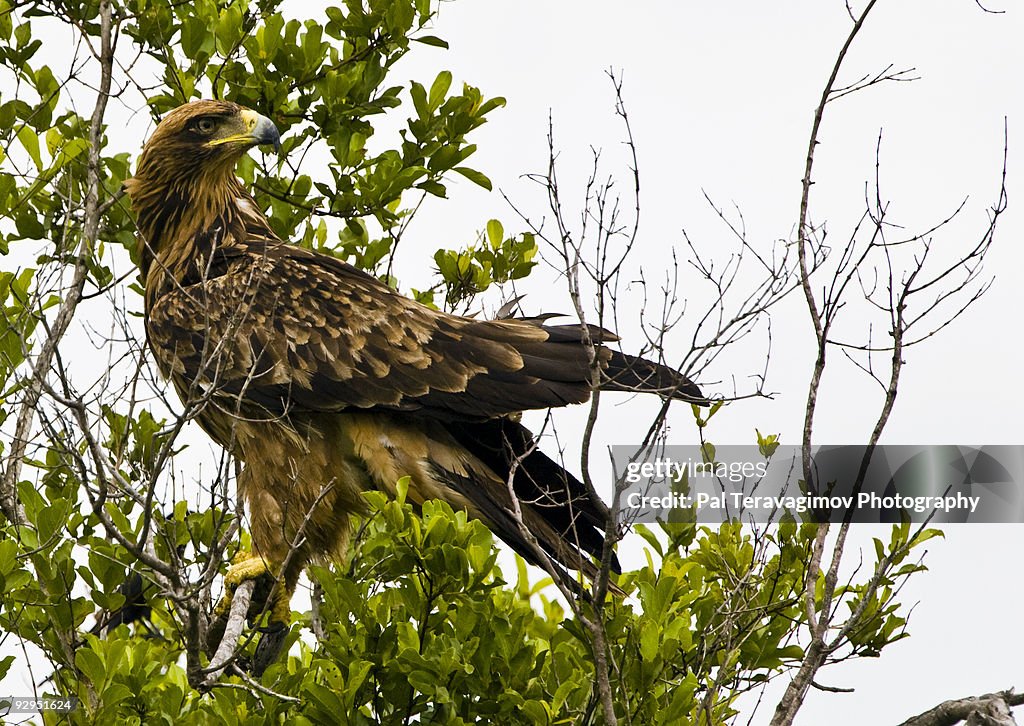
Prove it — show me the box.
[126,100,702,651]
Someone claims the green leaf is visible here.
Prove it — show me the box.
[485,219,503,249]
[16,126,42,170]
[75,647,105,686]
[428,70,452,110]
[639,622,659,661]
[417,179,446,197]
[0,655,14,681]
[410,81,428,119]
[453,166,492,190]
[413,35,449,48]
[910,528,944,548]
[45,127,62,157]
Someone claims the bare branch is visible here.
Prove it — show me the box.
[899,689,1023,726]
[1,0,116,525]
[201,580,255,685]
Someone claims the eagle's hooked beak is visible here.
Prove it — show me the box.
[209,109,281,153]
[242,109,282,152]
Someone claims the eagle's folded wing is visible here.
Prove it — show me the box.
[148,245,702,421]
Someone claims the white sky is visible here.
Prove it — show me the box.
[1,1,1021,723]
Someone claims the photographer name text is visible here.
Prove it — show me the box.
[626,491,981,514]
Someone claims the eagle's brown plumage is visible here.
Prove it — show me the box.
[127,100,703,637]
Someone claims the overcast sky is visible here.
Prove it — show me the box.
[390,0,1022,442]
[376,1,1023,723]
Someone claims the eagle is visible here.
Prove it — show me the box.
[125,100,703,661]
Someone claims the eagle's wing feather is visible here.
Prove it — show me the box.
[147,243,641,420]
[443,417,620,574]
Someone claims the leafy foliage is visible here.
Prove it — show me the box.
[433,220,537,311]
[0,480,936,724]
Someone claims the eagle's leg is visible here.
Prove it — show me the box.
[212,551,293,625]
[204,418,361,674]
[205,551,296,674]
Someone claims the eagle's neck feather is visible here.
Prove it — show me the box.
[128,165,266,286]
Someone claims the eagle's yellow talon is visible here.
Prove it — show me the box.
[224,552,273,589]
[213,552,291,626]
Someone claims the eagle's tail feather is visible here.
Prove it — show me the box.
[601,350,707,405]
[529,321,707,406]
[443,418,621,586]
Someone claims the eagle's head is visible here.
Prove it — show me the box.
[126,100,281,274]
[131,100,281,182]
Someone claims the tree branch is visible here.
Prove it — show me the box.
[0,0,115,525]
[899,689,1023,726]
